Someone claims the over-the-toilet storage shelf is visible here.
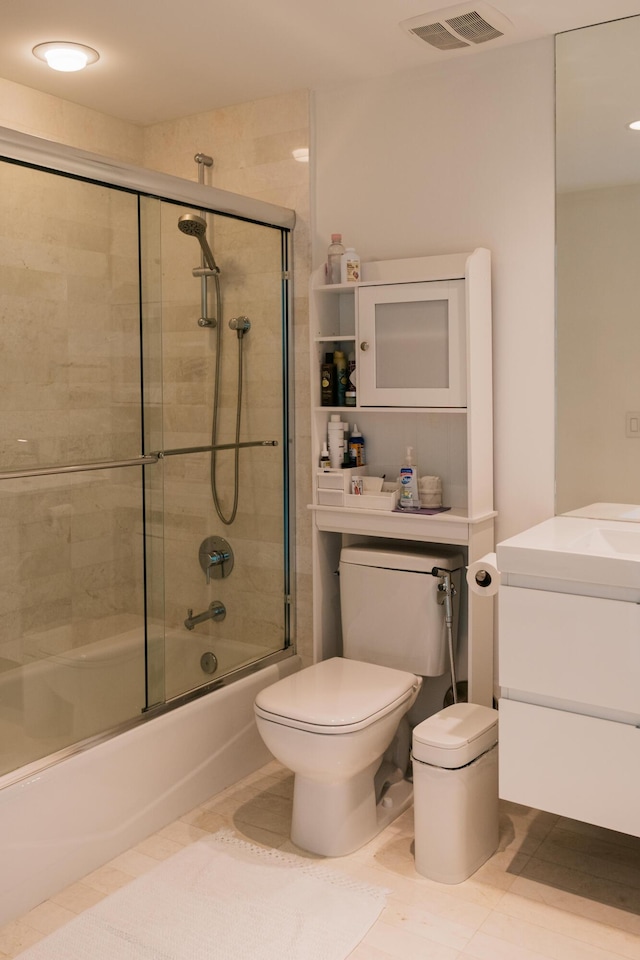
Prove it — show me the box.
[308,248,495,707]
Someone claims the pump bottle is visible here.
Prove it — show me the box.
[398,446,419,510]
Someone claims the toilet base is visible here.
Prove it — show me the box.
[291,762,414,857]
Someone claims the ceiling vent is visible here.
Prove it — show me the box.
[400,2,513,52]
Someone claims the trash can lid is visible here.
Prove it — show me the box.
[412,703,498,769]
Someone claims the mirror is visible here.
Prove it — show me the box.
[556,16,640,515]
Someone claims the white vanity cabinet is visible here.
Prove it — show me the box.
[497,514,640,838]
[308,249,495,706]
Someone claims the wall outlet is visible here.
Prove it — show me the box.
[625,411,640,438]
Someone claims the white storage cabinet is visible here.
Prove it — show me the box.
[309,249,495,706]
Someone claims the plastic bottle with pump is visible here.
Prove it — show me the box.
[348,425,366,467]
[326,234,345,285]
[398,446,419,510]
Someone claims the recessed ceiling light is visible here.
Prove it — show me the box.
[32,42,100,73]
[627,120,640,131]
[292,148,309,163]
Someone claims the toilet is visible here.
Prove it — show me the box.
[254,542,463,856]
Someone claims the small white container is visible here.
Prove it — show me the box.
[328,414,347,469]
[412,704,499,884]
[340,247,361,283]
[344,483,399,511]
[316,467,368,506]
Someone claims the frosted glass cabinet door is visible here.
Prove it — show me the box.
[358,279,466,407]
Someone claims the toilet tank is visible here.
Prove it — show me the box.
[339,543,463,676]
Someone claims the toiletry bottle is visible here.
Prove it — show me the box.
[333,350,348,406]
[319,443,331,470]
[348,425,366,467]
[340,247,360,283]
[328,415,346,469]
[345,353,356,406]
[320,352,336,406]
[326,234,345,284]
[399,446,419,510]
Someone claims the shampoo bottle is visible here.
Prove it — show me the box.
[398,446,419,510]
[320,353,336,406]
[333,350,348,406]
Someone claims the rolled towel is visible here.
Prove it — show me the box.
[419,475,442,507]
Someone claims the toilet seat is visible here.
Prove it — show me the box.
[254,657,420,735]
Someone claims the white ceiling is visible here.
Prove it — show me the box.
[1,0,640,125]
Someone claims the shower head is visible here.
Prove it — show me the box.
[177,213,219,273]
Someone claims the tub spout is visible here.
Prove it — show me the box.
[184,601,226,631]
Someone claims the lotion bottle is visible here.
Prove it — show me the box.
[398,446,419,510]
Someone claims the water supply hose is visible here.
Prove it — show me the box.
[431,566,460,705]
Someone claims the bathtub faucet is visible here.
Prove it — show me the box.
[184,601,226,631]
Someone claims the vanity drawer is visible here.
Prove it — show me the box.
[499,586,640,715]
[499,698,640,837]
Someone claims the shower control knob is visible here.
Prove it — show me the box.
[360,341,370,352]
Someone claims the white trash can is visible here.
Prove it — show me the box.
[412,703,499,884]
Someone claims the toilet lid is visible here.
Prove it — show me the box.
[254,657,420,734]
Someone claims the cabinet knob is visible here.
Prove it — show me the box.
[360,341,370,352]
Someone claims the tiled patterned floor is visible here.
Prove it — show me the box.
[1,760,639,959]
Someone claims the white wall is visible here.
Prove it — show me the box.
[312,39,556,542]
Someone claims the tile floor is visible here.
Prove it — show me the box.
[1,760,640,959]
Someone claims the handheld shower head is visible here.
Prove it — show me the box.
[177,213,219,273]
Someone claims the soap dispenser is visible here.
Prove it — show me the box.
[398,446,419,510]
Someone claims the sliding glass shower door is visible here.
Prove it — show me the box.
[142,198,292,705]
[0,162,148,775]
[0,157,292,779]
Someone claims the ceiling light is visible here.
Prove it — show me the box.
[627,120,640,131]
[32,42,99,73]
[292,148,309,162]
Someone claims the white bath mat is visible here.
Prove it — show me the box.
[17,829,387,960]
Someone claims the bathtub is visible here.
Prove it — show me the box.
[0,645,300,926]
[0,622,276,776]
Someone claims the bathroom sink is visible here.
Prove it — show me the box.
[496,511,640,596]
[568,527,640,558]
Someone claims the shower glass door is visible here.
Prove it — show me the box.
[0,160,149,777]
[141,198,291,705]
[0,152,292,781]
